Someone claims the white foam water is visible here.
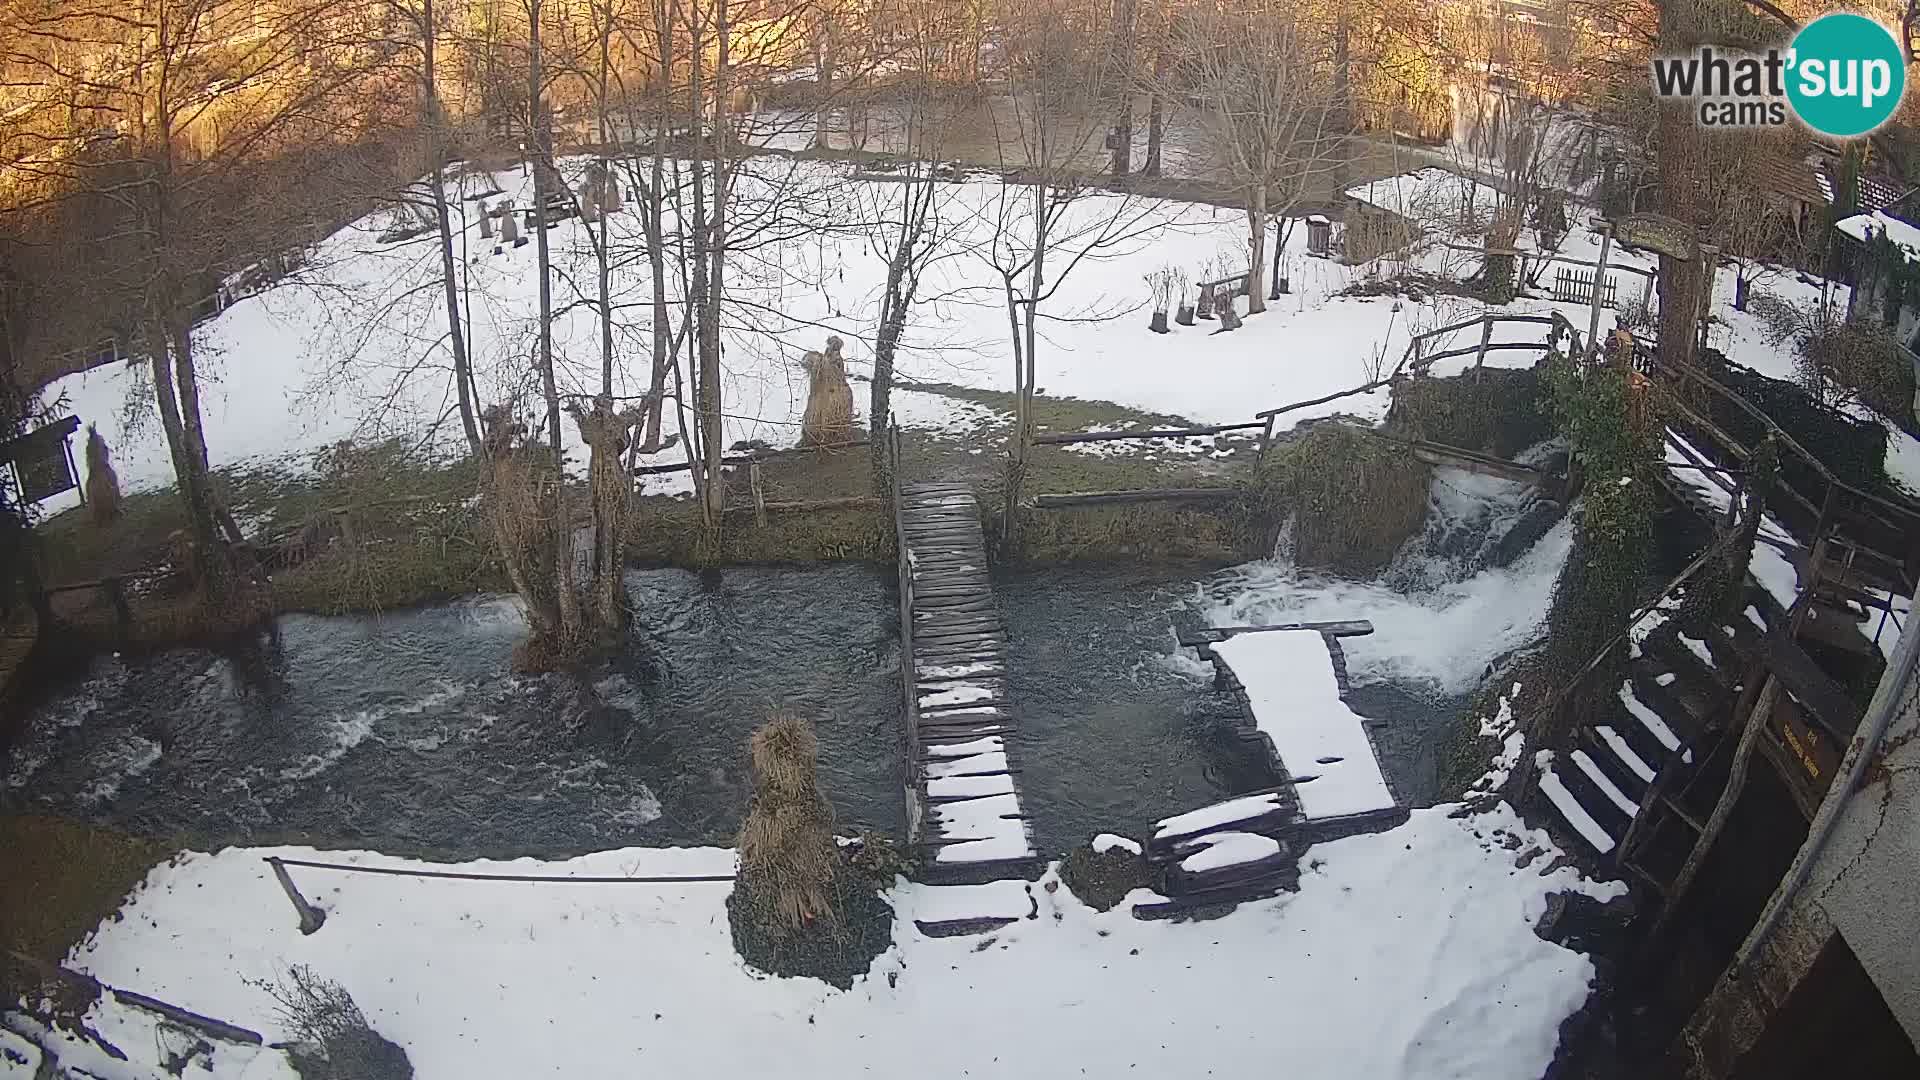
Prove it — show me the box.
[78,736,164,805]
[1198,466,1574,695]
[279,682,470,780]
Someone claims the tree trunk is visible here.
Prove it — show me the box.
[1654,0,1711,371]
[1143,10,1167,178]
[1110,0,1137,178]
[529,0,581,642]
[423,0,481,457]
[696,1,732,530]
[1331,9,1352,197]
[146,319,228,602]
[871,259,909,495]
[640,1,674,450]
[1246,181,1268,315]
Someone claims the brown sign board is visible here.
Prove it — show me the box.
[1617,213,1697,261]
[0,415,81,505]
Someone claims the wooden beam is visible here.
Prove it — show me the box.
[1029,487,1239,508]
[1178,620,1375,646]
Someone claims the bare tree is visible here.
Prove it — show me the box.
[1170,2,1348,316]
[981,0,1170,534]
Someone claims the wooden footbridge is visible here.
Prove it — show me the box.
[893,478,1037,884]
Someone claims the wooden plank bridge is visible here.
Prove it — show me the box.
[895,481,1037,884]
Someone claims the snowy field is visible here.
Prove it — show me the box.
[29,804,1621,1080]
[37,159,1626,515]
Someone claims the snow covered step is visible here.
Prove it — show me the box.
[926,772,1017,799]
[1148,790,1292,859]
[927,792,1034,867]
[1164,829,1299,900]
[1595,725,1657,784]
[1570,749,1640,818]
[0,1029,42,1077]
[1618,681,1684,755]
[1177,831,1281,874]
[1537,752,1617,855]
[924,749,1009,778]
[901,880,1035,937]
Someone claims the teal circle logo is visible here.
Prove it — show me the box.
[1787,14,1906,137]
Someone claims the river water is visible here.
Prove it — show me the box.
[2,468,1568,860]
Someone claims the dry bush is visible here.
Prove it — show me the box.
[254,965,411,1080]
[1750,291,1913,419]
[83,424,121,527]
[736,712,841,936]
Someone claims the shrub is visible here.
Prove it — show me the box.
[256,966,412,1080]
[1245,423,1431,575]
[1058,843,1157,912]
[1751,290,1915,422]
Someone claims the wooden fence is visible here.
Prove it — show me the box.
[1553,267,1619,309]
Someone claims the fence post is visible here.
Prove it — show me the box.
[265,858,327,935]
[750,461,767,527]
[1258,413,1277,463]
[1585,223,1614,361]
[103,576,131,632]
[1474,316,1494,380]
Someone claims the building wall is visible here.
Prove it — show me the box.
[1677,614,1920,1075]
[1802,653,1920,1045]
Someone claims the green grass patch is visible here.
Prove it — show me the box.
[0,815,171,1014]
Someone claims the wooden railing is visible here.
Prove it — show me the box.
[1644,351,1920,596]
[1249,310,1581,458]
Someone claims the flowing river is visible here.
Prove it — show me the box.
[2,467,1569,860]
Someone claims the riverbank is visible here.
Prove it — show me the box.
[27,804,1619,1079]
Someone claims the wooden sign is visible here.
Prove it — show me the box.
[1616,213,1697,260]
[0,415,81,505]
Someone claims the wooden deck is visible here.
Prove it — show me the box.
[895,482,1036,883]
[1137,622,1408,918]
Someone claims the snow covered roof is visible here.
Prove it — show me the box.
[1835,210,1920,263]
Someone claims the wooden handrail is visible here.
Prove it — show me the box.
[1658,355,1920,529]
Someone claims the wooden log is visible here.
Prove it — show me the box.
[266,857,328,935]
[1177,620,1374,645]
[1029,487,1239,508]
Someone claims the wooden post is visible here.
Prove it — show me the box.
[1585,223,1613,361]
[265,857,327,935]
[1646,676,1780,944]
[1258,413,1277,463]
[1473,316,1494,381]
[750,460,767,527]
[1695,243,1720,356]
[103,576,131,631]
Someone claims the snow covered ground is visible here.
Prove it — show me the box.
[43,804,1621,1080]
[34,158,1619,516]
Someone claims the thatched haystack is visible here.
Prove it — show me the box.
[83,424,121,527]
[727,712,893,988]
[798,336,855,447]
[736,712,840,933]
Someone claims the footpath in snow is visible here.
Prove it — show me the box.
[44,804,1621,1079]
